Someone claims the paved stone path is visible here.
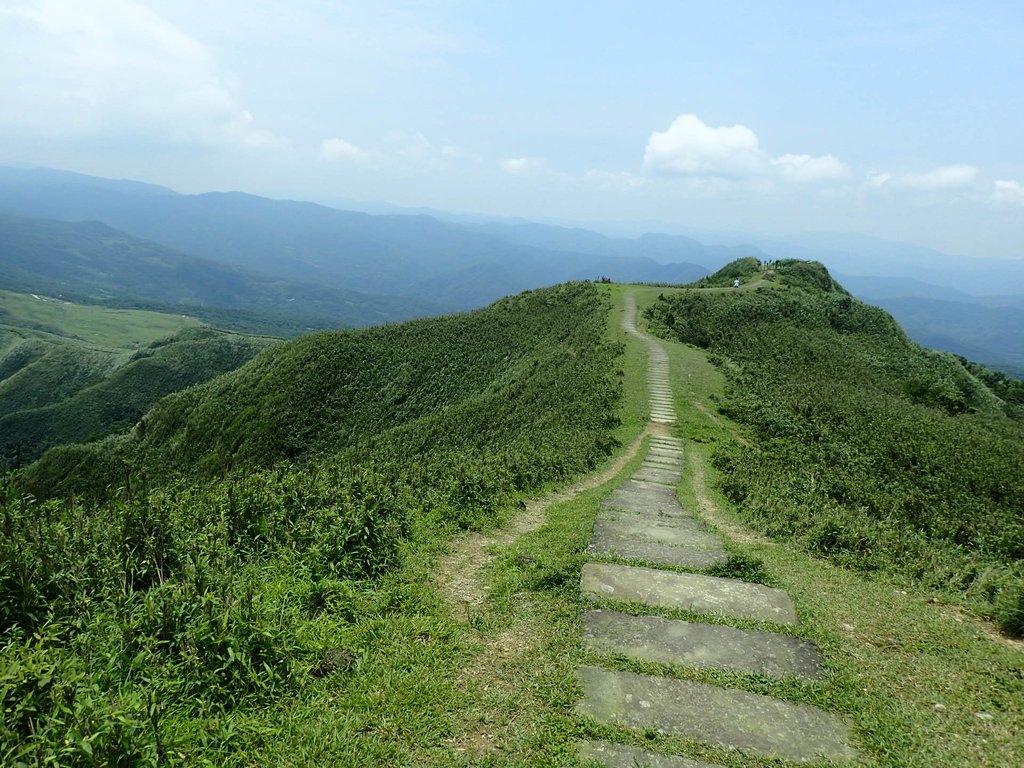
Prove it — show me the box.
[577,292,855,766]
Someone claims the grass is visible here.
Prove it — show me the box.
[598,283,650,447]
[637,283,1023,767]
[256,283,1020,767]
[5,283,1020,765]
[0,288,202,349]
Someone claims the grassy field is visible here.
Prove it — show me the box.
[0,288,201,349]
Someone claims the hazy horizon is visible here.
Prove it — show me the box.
[2,1,1022,260]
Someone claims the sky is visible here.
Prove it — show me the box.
[1,0,1022,259]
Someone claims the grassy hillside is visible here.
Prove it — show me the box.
[1,283,623,765]
[0,291,280,465]
[0,326,278,466]
[645,260,1024,634]
[0,289,201,348]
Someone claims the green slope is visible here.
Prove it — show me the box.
[0,326,278,465]
[2,283,623,764]
[24,283,621,494]
[0,290,280,465]
[645,259,1024,629]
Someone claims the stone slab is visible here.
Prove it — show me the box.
[632,467,681,485]
[578,739,723,768]
[609,479,679,500]
[598,501,700,528]
[644,457,683,470]
[600,494,693,519]
[583,610,823,679]
[580,563,798,625]
[648,446,684,457]
[642,460,681,474]
[577,667,856,763]
[650,444,683,452]
[592,519,720,550]
[588,535,728,569]
[603,489,680,508]
[600,498,683,519]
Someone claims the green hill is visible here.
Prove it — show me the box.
[645,259,1024,619]
[2,282,622,764]
[0,325,278,466]
[0,290,281,465]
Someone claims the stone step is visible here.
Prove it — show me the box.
[632,467,681,485]
[578,740,724,768]
[583,610,824,680]
[600,499,689,521]
[580,563,798,625]
[641,459,682,471]
[603,486,680,504]
[577,667,857,763]
[588,535,728,569]
[648,445,684,455]
[643,456,683,468]
[592,518,719,549]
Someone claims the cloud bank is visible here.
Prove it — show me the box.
[993,179,1024,205]
[0,0,286,150]
[870,164,978,190]
[643,114,849,183]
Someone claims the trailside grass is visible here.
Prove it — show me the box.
[251,285,1021,766]
[598,282,650,446]
[636,284,1023,767]
[0,289,202,349]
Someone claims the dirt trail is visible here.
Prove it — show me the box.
[436,288,665,618]
[435,421,663,620]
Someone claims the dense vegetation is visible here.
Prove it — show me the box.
[0,326,277,466]
[1,283,623,765]
[646,260,1024,635]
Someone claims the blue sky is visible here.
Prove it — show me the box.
[1,1,1022,258]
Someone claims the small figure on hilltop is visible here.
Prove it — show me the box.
[732,278,741,288]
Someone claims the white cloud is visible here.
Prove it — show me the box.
[872,164,978,190]
[642,114,849,186]
[384,131,440,161]
[319,137,369,162]
[0,0,286,150]
[868,172,893,188]
[772,153,850,183]
[584,169,646,189]
[992,179,1024,205]
[499,157,545,176]
[643,114,767,176]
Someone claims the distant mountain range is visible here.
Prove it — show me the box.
[0,211,441,334]
[0,166,715,311]
[0,165,1021,373]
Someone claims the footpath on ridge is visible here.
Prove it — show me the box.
[576,292,858,766]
